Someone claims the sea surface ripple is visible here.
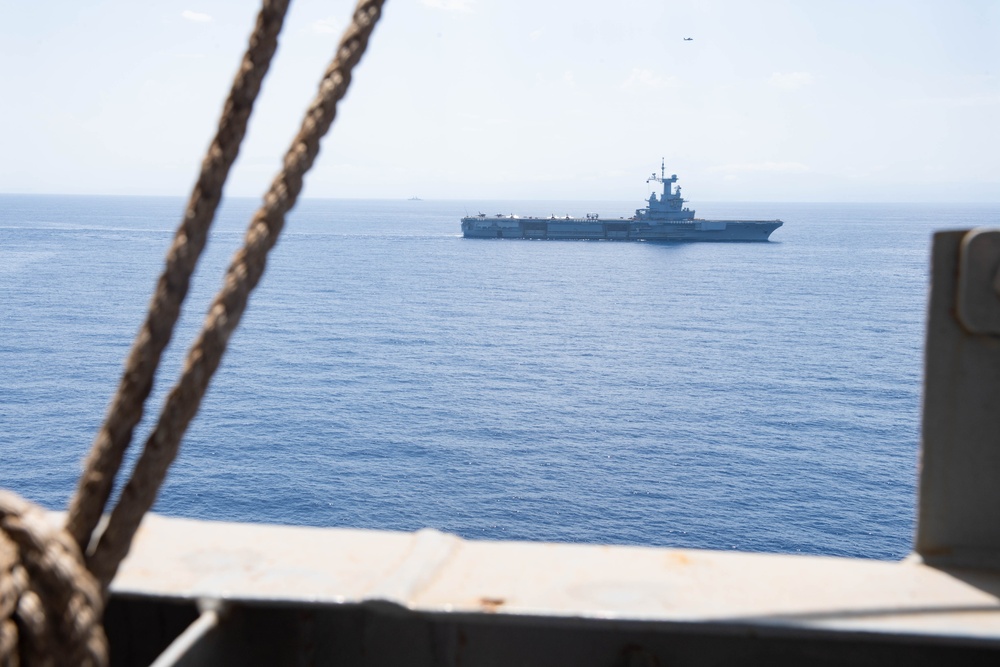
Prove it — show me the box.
[3,195,995,560]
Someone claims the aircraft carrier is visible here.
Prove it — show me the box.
[461,161,783,241]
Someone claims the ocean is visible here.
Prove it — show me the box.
[2,195,996,561]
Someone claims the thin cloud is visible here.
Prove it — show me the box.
[422,0,474,12]
[181,10,212,23]
[768,71,814,90]
[621,68,678,91]
[710,162,811,174]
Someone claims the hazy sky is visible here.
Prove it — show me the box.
[1,0,998,201]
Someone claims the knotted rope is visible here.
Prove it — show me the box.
[1,492,105,667]
[1,0,385,663]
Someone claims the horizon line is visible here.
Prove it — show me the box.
[2,192,999,206]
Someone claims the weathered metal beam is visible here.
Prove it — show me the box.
[105,514,1000,647]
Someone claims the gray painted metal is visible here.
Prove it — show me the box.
[461,165,783,242]
[917,229,1000,569]
[957,229,1000,335]
[106,597,1000,667]
[99,513,1000,665]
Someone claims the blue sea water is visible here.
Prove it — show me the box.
[2,195,996,560]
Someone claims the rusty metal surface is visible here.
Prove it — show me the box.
[106,513,1000,645]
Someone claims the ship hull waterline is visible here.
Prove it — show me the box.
[461,217,783,242]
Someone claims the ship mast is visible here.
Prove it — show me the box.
[647,157,681,202]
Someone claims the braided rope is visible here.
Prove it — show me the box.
[2,0,387,663]
[65,0,292,553]
[87,0,386,589]
[1,492,107,667]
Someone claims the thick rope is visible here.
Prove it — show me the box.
[86,0,386,589]
[1,491,107,667]
[65,0,292,553]
[2,2,385,663]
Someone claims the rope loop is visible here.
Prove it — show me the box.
[1,491,107,667]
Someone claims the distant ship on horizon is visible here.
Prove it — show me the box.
[461,160,783,242]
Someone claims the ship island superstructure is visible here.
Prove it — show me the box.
[461,160,783,241]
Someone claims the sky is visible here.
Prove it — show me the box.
[1,0,998,202]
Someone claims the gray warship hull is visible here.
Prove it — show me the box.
[461,216,782,242]
[461,162,783,242]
